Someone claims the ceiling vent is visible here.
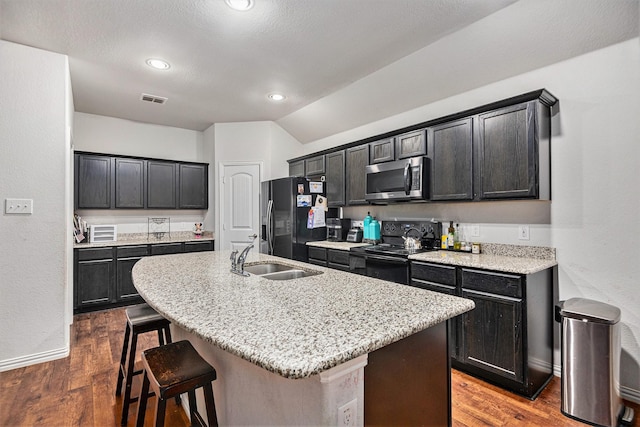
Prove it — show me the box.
[140,93,168,104]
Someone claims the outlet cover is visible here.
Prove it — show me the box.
[338,399,357,427]
[470,224,480,237]
[518,225,530,240]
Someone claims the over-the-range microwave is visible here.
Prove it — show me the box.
[365,156,430,203]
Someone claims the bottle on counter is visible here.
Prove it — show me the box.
[363,211,372,240]
[454,223,461,250]
[447,221,455,249]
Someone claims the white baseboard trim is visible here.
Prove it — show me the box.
[0,346,69,372]
[553,363,640,404]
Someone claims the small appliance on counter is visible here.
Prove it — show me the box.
[346,227,363,243]
[326,218,351,241]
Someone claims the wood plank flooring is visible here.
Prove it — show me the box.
[0,307,638,426]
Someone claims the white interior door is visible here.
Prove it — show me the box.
[220,163,261,251]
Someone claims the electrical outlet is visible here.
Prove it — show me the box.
[352,220,363,228]
[338,399,357,427]
[470,224,480,237]
[518,225,530,240]
[5,198,33,214]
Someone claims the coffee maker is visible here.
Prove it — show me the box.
[326,218,351,241]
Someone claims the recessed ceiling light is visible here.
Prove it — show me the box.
[225,0,254,11]
[268,93,286,102]
[145,58,171,70]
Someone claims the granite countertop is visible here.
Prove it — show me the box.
[74,231,214,248]
[306,240,371,250]
[409,250,557,275]
[132,250,474,379]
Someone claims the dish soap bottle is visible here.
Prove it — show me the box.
[447,221,455,249]
[363,212,372,241]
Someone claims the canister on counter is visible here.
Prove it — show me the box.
[472,242,481,254]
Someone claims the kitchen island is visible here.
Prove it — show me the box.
[132,250,474,426]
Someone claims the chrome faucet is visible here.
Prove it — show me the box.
[231,234,257,276]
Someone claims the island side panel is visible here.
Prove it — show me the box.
[365,321,451,426]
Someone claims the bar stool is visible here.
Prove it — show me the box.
[135,340,218,427]
[115,303,172,426]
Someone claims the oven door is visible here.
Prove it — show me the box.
[365,254,409,284]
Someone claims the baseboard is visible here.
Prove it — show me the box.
[0,346,69,372]
[553,363,640,404]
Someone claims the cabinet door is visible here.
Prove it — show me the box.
[76,259,114,307]
[325,151,345,207]
[346,145,369,205]
[307,247,327,267]
[184,241,214,252]
[147,160,177,208]
[429,119,473,201]
[461,288,523,383]
[477,102,537,199]
[369,138,395,164]
[76,154,112,209]
[150,243,184,255]
[304,155,325,177]
[115,158,145,208]
[396,129,427,159]
[179,163,208,209]
[116,257,143,301]
[289,160,305,177]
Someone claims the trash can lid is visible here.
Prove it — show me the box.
[559,298,621,324]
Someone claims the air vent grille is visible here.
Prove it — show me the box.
[140,93,168,104]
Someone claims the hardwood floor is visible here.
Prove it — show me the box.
[1,307,638,426]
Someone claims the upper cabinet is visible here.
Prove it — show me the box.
[428,118,474,201]
[289,160,305,178]
[369,137,395,164]
[304,155,325,177]
[396,129,427,159]
[74,152,208,210]
[325,150,345,207]
[76,154,112,209]
[346,144,369,205]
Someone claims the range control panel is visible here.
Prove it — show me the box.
[381,221,441,240]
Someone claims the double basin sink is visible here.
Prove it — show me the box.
[243,262,322,281]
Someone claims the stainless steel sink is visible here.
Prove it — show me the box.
[260,269,321,281]
[243,263,295,275]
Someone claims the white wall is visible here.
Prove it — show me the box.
[0,41,71,370]
[298,39,640,400]
[72,113,209,234]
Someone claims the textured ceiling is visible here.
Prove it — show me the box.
[1,0,638,143]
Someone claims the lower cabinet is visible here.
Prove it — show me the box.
[75,240,214,313]
[410,260,553,399]
[327,249,350,271]
[307,246,328,267]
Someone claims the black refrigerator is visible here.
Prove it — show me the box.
[260,177,334,262]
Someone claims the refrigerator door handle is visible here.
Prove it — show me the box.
[267,199,274,254]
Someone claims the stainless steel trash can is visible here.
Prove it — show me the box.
[556,298,634,427]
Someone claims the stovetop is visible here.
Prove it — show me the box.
[363,243,434,257]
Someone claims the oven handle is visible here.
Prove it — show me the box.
[366,254,409,265]
[403,162,412,195]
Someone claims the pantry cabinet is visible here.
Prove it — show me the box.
[410,260,553,399]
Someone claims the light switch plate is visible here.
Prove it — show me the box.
[5,198,33,214]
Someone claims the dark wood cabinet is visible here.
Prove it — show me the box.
[179,163,208,209]
[327,249,350,271]
[346,145,369,205]
[147,160,177,208]
[428,118,474,201]
[75,247,114,309]
[325,150,345,207]
[75,240,214,313]
[304,155,325,177]
[307,246,327,267]
[75,154,112,209]
[396,129,427,159]
[476,101,547,200]
[369,138,395,164]
[289,160,305,177]
[410,260,553,398]
[115,158,145,208]
[116,245,149,302]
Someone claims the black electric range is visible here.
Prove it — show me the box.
[350,220,441,284]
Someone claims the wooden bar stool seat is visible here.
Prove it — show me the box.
[135,340,218,427]
[116,303,172,426]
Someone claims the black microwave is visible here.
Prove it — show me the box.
[364,156,429,202]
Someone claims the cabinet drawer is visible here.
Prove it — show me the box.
[328,262,351,272]
[308,247,327,261]
[411,262,456,286]
[76,247,114,261]
[327,249,349,265]
[184,241,214,252]
[461,268,522,298]
[116,245,149,258]
[410,278,456,295]
[150,243,184,255]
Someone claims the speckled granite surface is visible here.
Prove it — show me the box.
[132,250,474,379]
[306,241,371,250]
[73,231,214,248]
[409,250,557,274]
